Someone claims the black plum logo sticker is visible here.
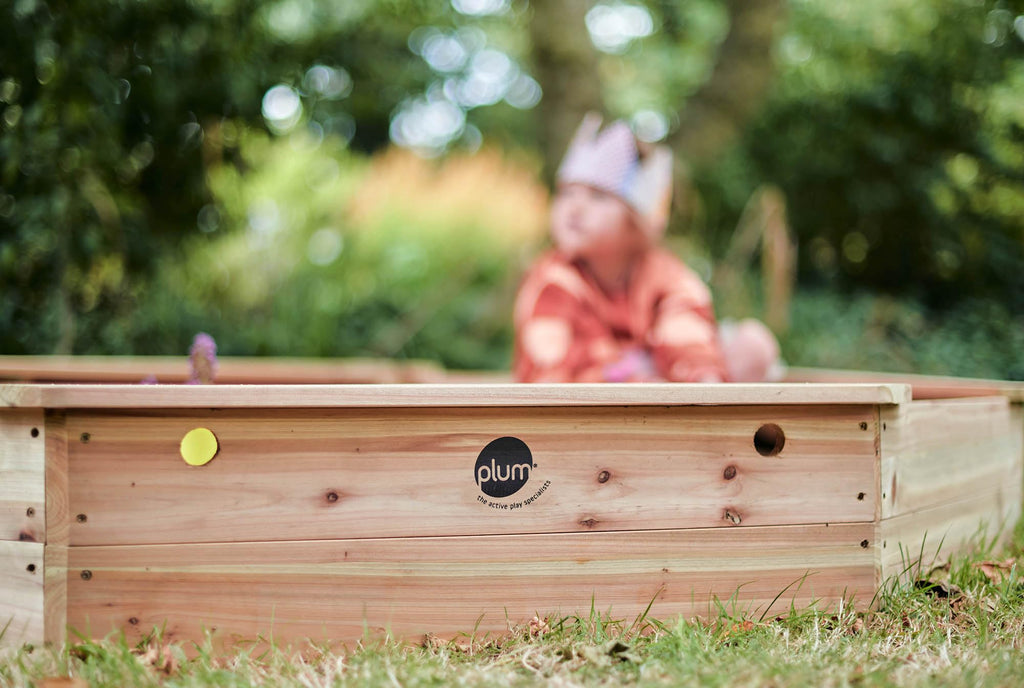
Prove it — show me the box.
[475,436,534,498]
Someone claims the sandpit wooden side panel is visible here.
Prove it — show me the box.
[877,400,1024,585]
[0,409,46,649]
[0,408,45,543]
[64,405,877,547]
[0,540,44,649]
[65,524,876,646]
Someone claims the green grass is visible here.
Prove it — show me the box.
[5,523,1024,687]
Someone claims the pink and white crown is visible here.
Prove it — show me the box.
[556,113,673,240]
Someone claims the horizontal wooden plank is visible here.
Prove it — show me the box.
[0,540,44,649]
[879,398,1023,519]
[786,367,1024,402]
[0,409,45,543]
[65,523,876,646]
[65,406,878,546]
[1,382,911,409]
[0,355,448,384]
[878,486,1022,587]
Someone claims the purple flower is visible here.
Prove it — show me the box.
[188,332,218,384]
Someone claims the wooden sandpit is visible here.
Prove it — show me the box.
[1,357,1022,649]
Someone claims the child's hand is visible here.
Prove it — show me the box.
[603,349,660,382]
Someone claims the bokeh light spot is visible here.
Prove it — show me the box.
[262,84,303,134]
[451,0,509,16]
[631,110,669,142]
[307,227,344,266]
[586,2,654,54]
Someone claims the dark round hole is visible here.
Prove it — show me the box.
[30,427,39,438]
[26,563,36,574]
[753,424,785,457]
[76,514,88,523]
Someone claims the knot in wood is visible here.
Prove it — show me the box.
[579,518,598,529]
[723,465,737,480]
[326,491,340,503]
[723,510,742,526]
[597,470,610,484]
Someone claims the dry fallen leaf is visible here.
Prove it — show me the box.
[848,616,865,635]
[133,643,178,675]
[36,679,88,688]
[974,559,1017,584]
[528,615,551,637]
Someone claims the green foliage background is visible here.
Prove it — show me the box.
[1,0,1022,378]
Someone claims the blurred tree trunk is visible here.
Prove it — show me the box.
[668,0,786,167]
[528,0,785,176]
[528,0,603,183]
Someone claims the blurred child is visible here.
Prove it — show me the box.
[513,114,780,383]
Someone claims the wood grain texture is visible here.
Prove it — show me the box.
[0,355,448,384]
[878,486,1021,587]
[879,397,1023,519]
[785,367,1024,402]
[1,382,912,409]
[65,405,877,546]
[44,411,70,644]
[0,540,44,648]
[66,524,876,646]
[0,409,45,543]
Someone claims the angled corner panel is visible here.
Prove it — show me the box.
[877,398,1024,586]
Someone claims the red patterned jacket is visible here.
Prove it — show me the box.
[513,249,728,383]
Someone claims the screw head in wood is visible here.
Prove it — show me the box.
[80,432,91,443]
[597,470,610,484]
[26,507,35,517]
[80,570,92,580]
[76,514,87,523]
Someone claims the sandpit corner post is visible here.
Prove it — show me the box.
[0,407,46,649]
[875,395,1024,592]
[44,410,70,647]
